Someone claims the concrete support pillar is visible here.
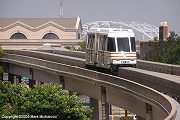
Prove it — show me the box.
[0,73,3,80]
[29,79,36,88]
[146,103,152,120]
[16,75,21,84]
[90,87,109,120]
[109,104,112,115]
[8,73,15,83]
[90,98,102,120]
[29,68,35,88]
[125,110,128,116]
[101,86,109,120]
[59,75,65,89]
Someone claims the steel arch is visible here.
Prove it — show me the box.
[82,21,159,40]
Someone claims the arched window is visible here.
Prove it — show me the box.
[10,33,27,39]
[42,33,59,39]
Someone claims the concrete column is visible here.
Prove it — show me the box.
[29,79,36,88]
[90,87,109,120]
[0,73,3,80]
[59,75,65,89]
[16,75,21,84]
[109,104,112,115]
[29,68,36,88]
[101,86,109,120]
[146,103,152,120]
[8,73,15,83]
[90,98,102,120]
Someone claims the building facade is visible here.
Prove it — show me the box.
[159,22,168,41]
[0,17,83,49]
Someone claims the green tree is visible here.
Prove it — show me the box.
[145,31,180,65]
[0,46,4,73]
[0,81,92,120]
[0,46,3,58]
[76,41,86,51]
[0,81,26,116]
[64,41,86,52]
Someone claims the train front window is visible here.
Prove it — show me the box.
[130,37,136,52]
[117,37,130,52]
[107,37,116,52]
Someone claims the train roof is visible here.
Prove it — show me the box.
[87,28,135,37]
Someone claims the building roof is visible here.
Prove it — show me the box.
[0,18,80,29]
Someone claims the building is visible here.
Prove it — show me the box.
[140,22,169,59]
[0,17,83,50]
[159,22,168,41]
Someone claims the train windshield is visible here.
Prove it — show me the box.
[130,37,136,52]
[107,37,116,52]
[117,37,130,52]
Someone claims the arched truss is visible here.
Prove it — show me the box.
[82,21,159,40]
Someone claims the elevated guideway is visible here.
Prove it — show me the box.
[1,51,179,119]
[0,51,177,120]
[118,67,180,101]
[118,67,180,120]
[5,50,180,99]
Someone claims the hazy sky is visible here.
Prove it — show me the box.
[0,0,180,35]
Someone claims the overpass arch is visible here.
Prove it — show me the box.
[82,21,159,40]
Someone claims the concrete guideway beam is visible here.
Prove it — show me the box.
[118,67,180,101]
[1,53,177,120]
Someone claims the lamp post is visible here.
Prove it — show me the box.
[12,89,26,120]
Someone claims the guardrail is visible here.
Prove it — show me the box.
[137,60,180,76]
[1,53,177,120]
[4,50,85,68]
[37,49,86,59]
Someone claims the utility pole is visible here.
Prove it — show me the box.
[60,0,63,18]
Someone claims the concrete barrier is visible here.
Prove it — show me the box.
[4,50,86,68]
[137,60,180,76]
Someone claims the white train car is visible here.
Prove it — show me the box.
[85,28,136,71]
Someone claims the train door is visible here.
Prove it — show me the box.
[86,34,95,65]
[103,36,110,68]
[106,37,116,69]
[95,33,99,65]
[97,34,107,67]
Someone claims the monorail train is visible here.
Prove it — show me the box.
[85,28,136,71]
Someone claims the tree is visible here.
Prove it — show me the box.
[0,46,4,73]
[0,81,92,120]
[64,41,86,52]
[76,41,86,51]
[145,31,180,65]
[0,46,3,58]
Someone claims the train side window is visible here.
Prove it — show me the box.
[87,35,91,48]
[107,37,116,52]
[99,35,103,50]
[130,37,136,52]
[87,34,95,49]
[102,35,107,51]
[97,34,100,50]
